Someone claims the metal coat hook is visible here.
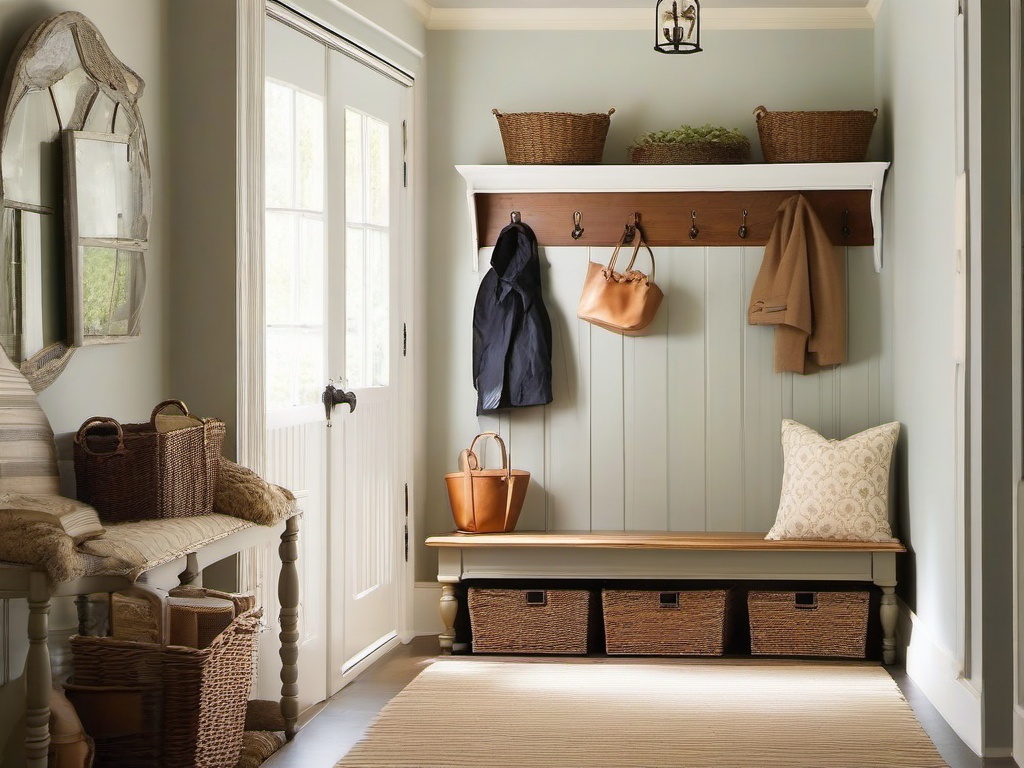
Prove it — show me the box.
[571,211,585,240]
[841,209,851,239]
[689,210,700,240]
[510,210,521,224]
[738,209,749,239]
[624,212,641,243]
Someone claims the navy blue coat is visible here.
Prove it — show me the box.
[472,221,553,415]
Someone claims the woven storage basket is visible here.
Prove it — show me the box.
[602,589,730,656]
[469,587,591,654]
[161,609,262,768]
[66,639,164,767]
[74,399,226,523]
[753,105,878,163]
[629,140,750,165]
[68,589,260,768]
[748,590,869,658]
[493,108,614,165]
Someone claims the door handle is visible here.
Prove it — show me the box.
[322,382,357,427]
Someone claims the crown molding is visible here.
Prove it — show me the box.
[404,0,432,24]
[425,6,875,31]
[865,0,885,21]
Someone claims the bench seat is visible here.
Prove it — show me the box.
[425,530,904,663]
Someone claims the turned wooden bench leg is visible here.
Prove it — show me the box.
[26,572,50,768]
[279,515,300,740]
[439,582,458,653]
[880,586,897,665]
[873,552,898,665]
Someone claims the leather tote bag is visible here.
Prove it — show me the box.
[444,432,529,533]
[577,227,664,335]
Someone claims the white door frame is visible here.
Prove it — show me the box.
[1011,0,1024,761]
[235,0,420,700]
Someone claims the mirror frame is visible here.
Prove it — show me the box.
[0,11,150,391]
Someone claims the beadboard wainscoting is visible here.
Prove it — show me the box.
[472,243,893,535]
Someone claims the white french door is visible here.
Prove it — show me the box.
[262,11,411,706]
[327,50,407,686]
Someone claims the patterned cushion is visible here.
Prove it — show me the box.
[765,419,900,542]
[0,346,59,494]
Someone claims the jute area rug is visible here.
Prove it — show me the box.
[336,658,948,768]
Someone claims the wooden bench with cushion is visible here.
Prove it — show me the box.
[425,531,906,664]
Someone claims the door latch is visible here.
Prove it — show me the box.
[322,382,357,427]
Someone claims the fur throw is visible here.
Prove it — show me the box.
[214,460,297,526]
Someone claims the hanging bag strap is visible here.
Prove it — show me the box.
[622,228,657,283]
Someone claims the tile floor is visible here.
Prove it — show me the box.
[264,637,1019,768]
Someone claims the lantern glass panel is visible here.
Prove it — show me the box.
[655,0,701,54]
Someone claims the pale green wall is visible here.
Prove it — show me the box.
[420,27,877,581]
[166,0,239,454]
[874,0,960,662]
[0,1,171,762]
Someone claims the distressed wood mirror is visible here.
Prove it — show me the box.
[0,11,150,390]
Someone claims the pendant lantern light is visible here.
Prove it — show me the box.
[655,0,702,54]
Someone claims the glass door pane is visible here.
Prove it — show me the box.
[344,108,389,389]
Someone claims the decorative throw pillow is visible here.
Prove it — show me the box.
[0,493,104,543]
[765,419,900,542]
[214,459,297,526]
[0,345,60,495]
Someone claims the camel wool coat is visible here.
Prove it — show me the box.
[747,194,846,374]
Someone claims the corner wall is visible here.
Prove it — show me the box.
[875,0,1014,755]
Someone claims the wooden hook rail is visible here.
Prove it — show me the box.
[457,163,891,272]
[474,190,874,249]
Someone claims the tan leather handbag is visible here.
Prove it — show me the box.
[577,227,664,335]
[445,432,529,533]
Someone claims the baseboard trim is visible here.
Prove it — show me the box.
[1014,704,1024,764]
[899,601,983,756]
[414,581,443,635]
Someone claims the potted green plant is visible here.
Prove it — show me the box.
[628,123,750,164]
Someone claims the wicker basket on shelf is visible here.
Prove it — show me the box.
[493,108,615,164]
[753,105,878,163]
[629,140,750,165]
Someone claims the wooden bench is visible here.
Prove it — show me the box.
[425,531,906,664]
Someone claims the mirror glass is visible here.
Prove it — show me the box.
[0,11,150,389]
[65,131,147,345]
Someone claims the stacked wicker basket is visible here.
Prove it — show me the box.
[67,587,261,768]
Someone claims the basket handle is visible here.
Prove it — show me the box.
[150,399,190,424]
[74,417,126,457]
[753,105,768,121]
[492,108,501,117]
[607,107,616,116]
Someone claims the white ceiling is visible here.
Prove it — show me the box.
[426,0,868,8]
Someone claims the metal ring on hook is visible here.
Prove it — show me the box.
[689,209,700,240]
[841,209,851,239]
[738,209,749,239]
[510,211,521,225]
[571,211,585,240]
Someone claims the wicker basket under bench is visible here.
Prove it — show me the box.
[426,531,905,663]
